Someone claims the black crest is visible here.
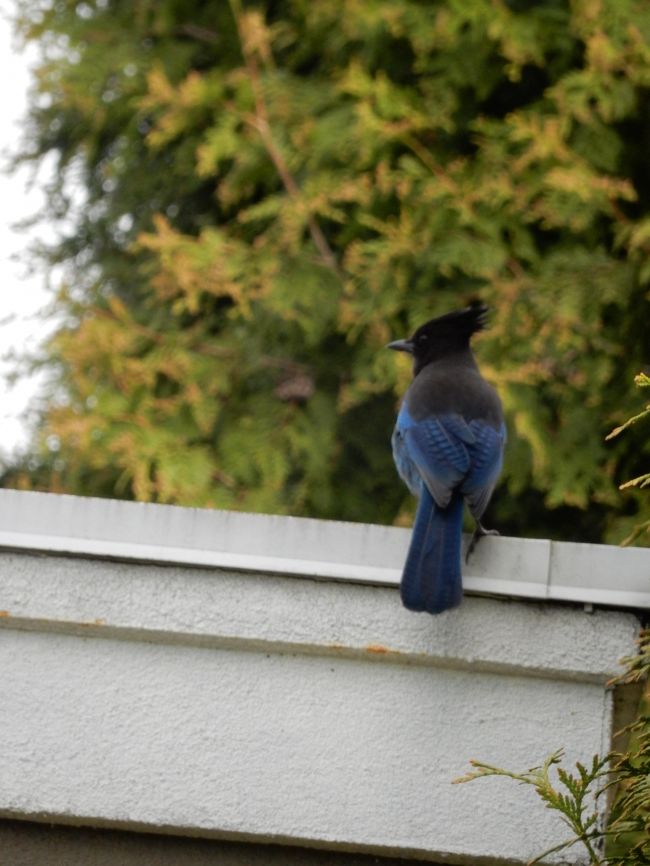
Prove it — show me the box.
[387,301,490,374]
[414,301,489,341]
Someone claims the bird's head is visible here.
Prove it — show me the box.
[387,301,489,375]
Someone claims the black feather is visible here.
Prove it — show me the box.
[405,302,490,375]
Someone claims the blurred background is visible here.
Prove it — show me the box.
[1,0,648,545]
[0,1,57,459]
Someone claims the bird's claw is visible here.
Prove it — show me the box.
[465,521,500,563]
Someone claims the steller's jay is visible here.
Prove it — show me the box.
[388,303,506,614]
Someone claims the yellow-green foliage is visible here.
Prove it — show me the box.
[607,373,650,544]
[5,0,650,541]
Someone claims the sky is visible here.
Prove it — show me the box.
[0,3,57,463]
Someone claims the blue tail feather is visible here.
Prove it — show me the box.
[400,489,464,614]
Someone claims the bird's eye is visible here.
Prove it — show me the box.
[417,333,429,344]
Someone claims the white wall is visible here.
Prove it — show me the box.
[0,537,641,865]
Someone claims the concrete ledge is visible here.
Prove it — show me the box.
[0,489,648,609]
[0,491,647,864]
[0,553,639,684]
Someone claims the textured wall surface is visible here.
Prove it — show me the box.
[0,547,640,865]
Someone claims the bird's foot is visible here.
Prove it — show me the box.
[465,521,500,563]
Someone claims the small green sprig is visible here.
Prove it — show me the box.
[453,750,610,865]
[605,630,650,864]
[455,630,650,865]
[606,372,650,545]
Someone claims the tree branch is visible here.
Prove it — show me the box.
[228,0,343,278]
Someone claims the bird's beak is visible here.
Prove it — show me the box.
[386,339,414,354]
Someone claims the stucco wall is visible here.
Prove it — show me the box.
[0,545,641,865]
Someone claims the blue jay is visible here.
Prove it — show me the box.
[388,303,505,614]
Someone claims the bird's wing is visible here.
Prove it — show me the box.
[461,420,507,519]
[393,406,474,508]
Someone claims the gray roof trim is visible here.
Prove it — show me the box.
[0,489,648,609]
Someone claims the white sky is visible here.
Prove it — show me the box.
[0,3,57,463]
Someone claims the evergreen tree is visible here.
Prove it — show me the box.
[5,0,650,542]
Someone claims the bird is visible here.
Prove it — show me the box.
[388,302,506,614]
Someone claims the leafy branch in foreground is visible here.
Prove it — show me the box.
[453,630,650,865]
[606,373,650,546]
[606,630,650,863]
[453,750,609,865]
[606,724,650,865]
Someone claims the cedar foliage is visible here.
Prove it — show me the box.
[455,631,650,864]
[5,0,650,541]
[607,372,650,544]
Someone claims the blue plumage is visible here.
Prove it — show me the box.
[399,488,464,613]
[388,303,506,614]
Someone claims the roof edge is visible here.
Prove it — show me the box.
[0,488,648,609]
